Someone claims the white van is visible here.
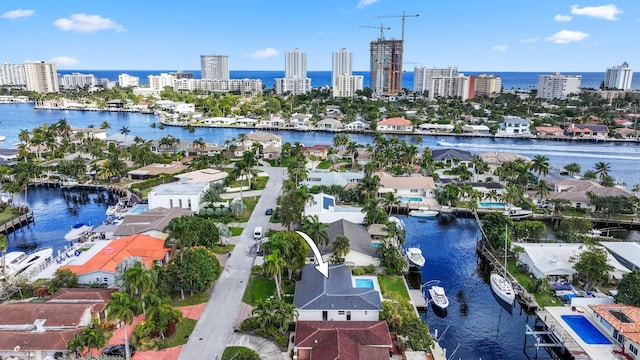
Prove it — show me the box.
[253,226,263,240]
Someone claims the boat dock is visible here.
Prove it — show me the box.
[0,210,34,235]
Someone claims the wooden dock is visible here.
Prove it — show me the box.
[0,211,34,235]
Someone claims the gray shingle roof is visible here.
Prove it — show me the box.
[432,148,474,162]
[321,219,377,258]
[293,264,381,311]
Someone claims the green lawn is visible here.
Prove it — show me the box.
[242,275,276,305]
[252,176,268,190]
[233,196,259,223]
[0,206,20,223]
[230,227,244,236]
[508,261,560,308]
[378,275,410,300]
[210,244,235,254]
[158,318,197,349]
[316,160,331,169]
[171,292,210,307]
[221,346,260,360]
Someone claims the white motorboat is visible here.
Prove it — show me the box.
[409,207,439,218]
[504,206,533,219]
[405,247,426,267]
[490,273,515,305]
[0,247,53,280]
[428,285,449,310]
[64,223,93,242]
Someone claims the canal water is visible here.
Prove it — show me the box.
[404,216,554,360]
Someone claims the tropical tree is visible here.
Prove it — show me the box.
[530,155,550,179]
[615,271,640,306]
[380,191,400,216]
[106,292,138,360]
[570,244,614,291]
[201,182,226,205]
[119,126,131,144]
[81,320,110,355]
[564,162,581,177]
[0,234,6,279]
[122,261,157,317]
[263,250,285,300]
[332,235,350,262]
[533,180,551,203]
[301,215,330,246]
[48,268,79,294]
[376,239,408,275]
[594,161,611,181]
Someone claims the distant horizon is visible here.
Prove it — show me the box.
[58,69,613,74]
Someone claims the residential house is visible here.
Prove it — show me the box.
[235,117,257,127]
[590,304,640,358]
[567,123,609,140]
[110,207,194,238]
[300,145,330,161]
[302,171,364,188]
[375,171,437,203]
[185,143,226,157]
[432,148,474,167]
[256,115,286,129]
[289,113,313,129]
[0,303,90,359]
[304,193,365,224]
[418,123,455,133]
[528,179,633,211]
[174,168,228,184]
[535,126,565,139]
[150,139,192,155]
[615,119,634,128]
[201,117,236,126]
[514,242,629,281]
[310,219,379,267]
[294,321,393,360]
[600,242,640,271]
[60,234,171,286]
[148,181,209,212]
[316,118,344,132]
[235,131,282,158]
[337,149,372,166]
[293,264,382,321]
[461,125,490,135]
[376,117,413,133]
[614,127,640,140]
[104,133,136,148]
[71,127,107,140]
[344,118,370,132]
[496,117,532,138]
[127,162,187,181]
[0,148,19,165]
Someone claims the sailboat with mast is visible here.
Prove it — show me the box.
[490,225,515,306]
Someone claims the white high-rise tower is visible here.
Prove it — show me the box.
[332,48,362,98]
[200,55,229,81]
[604,62,633,90]
[275,49,311,95]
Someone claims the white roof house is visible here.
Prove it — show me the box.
[148,182,210,213]
[600,241,640,271]
[514,242,630,280]
[304,193,365,224]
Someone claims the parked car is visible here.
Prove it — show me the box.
[102,344,136,357]
[265,208,273,215]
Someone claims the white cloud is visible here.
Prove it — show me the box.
[570,4,622,20]
[49,56,80,67]
[357,0,380,9]
[554,14,573,22]
[520,37,539,43]
[53,13,125,33]
[1,9,34,19]
[545,30,590,44]
[249,48,279,59]
[492,45,508,52]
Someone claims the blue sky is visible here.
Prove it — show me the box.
[1,1,638,72]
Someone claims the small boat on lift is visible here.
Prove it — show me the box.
[428,285,450,310]
[409,207,439,218]
[64,223,93,242]
[405,247,426,267]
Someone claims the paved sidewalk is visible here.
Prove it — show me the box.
[226,333,286,360]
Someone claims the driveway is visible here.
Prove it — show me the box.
[178,166,285,360]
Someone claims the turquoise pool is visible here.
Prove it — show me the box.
[479,202,507,208]
[400,197,422,203]
[354,279,375,288]
[561,315,611,345]
[130,205,149,214]
[372,241,382,247]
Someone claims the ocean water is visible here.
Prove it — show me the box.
[58,70,640,91]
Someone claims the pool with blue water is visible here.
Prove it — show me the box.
[561,315,611,345]
[354,279,374,288]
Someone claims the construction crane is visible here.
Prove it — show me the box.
[375,11,419,42]
[359,24,391,40]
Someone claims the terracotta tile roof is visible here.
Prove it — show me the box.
[378,117,412,126]
[590,304,640,343]
[0,329,81,351]
[295,321,392,360]
[47,288,116,303]
[60,234,169,275]
[374,171,436,190]
[535,126,563,132]
[0,303,91,327]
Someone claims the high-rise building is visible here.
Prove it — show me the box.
[537,73,581,100]
[430,74,471,100]
[24,61,59,93]
[200,55,229,81]
[332,48,362,98]
[275,49,311,95]
[58,73,97,90]
[473,74,502,97]
[414,67,458,95]
[604,62,633,90]
[0,62,25,86]
[118,73,140,87]
[369,38,403,95]
[147,73,177,90]
[332,48,352,88]
[170,71,194,80]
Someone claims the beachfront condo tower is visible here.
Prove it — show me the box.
[332,48,363,98]
[275,48,311,95]
[536,73,582,100]
[24,61,59,93]
[200,55,229,81]
[604,62,633,91]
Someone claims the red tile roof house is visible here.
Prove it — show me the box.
[376,117,413,133]
[0,299,103,359]
[590,304,640,358]
[60,234,170,287]
[294,321,393,360]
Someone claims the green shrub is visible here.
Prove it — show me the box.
[240,317,259,332]
[352,268,365,276]
[365,264,377,274]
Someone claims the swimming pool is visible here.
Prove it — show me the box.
[399,197,422,203]
[354,279,375,288]
[479,202,507,208]
[372,241,382,247]
[561,315,612,345]
[130,205,149,214]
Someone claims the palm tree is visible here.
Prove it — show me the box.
[380,191,400,216]
[301,215,330,246]
[594,161,611,181]
[345,140,359,167]
[82,320,109,355]
[201,182,226,205]
[119,126,131,145]
[564,162,581,177]
[332,235,350,261]
[533,180,551,204]
[100,121,111,130]
[531,155,550,179]
[122,262,157,317]
[149,122,157,138]
[263,250,285,300]
[106,292,138,360]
